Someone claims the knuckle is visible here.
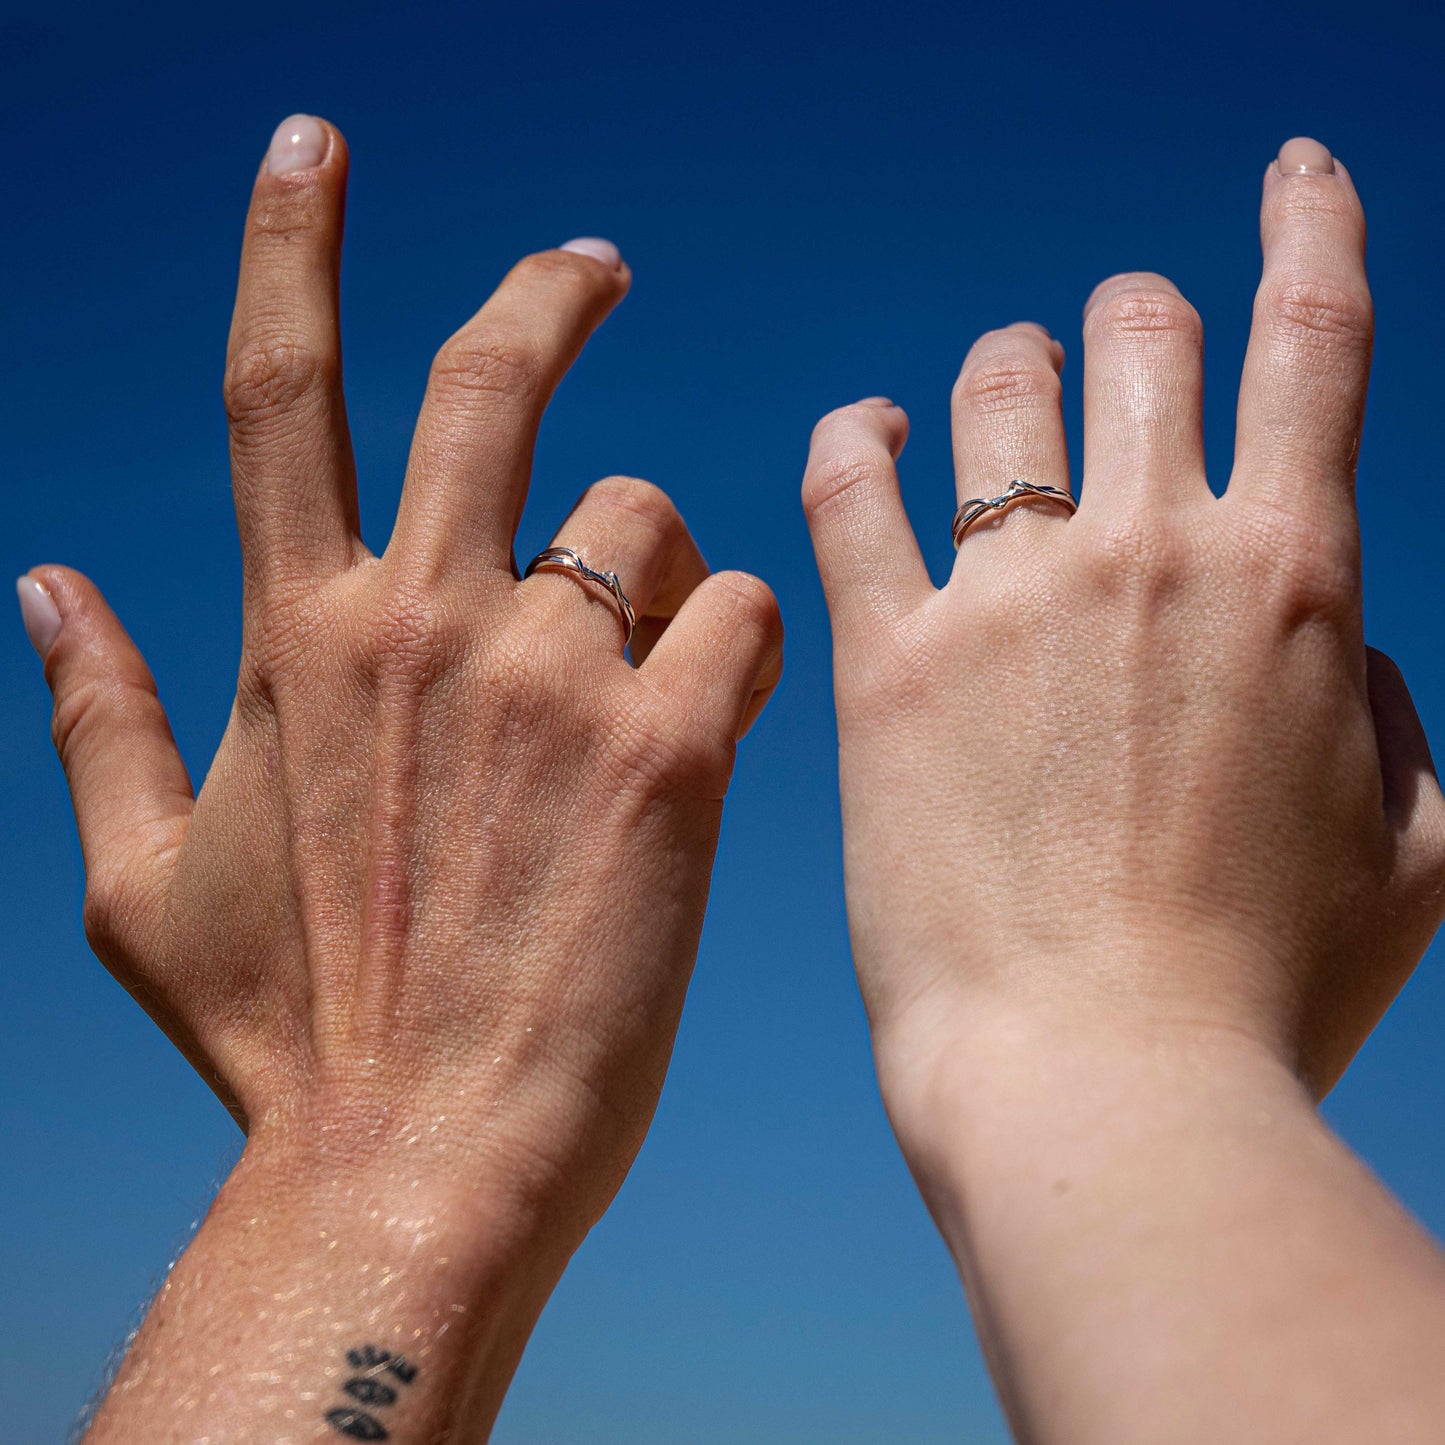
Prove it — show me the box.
[428,330,541,404]
[839,620,942,724]
[246,191,324,245]
[810,404,859,439]
[978,571,1053,632]
[708,570,783,637]
[1087,285,1202,345]
[1244,504,1360,623]
[50,678,101,768]
[511,247,603,289]
[1262,276,1373,353]
[953,355,1061,415]
[473,632,566,743]
[802,450,886,518]
[586,475,679,531]
[82,867,132,957]
[51,674,155,772]
[361,589,458,692]
[1077,512,1193,598]
[614,696,736,801]
[223,337,333,424]
[808,401,894,450]
[237,589,330,699]
[233,651,279,722]
[1269,176,1361,230]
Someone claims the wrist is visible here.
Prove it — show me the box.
[874,990,1305,1194]
[862,989,1445,1445]
[87,1124,573,1444]
[244,1066,629,1253]
[233,1112,579,1288]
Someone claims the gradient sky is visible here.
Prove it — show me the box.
[5,1,1445,1439]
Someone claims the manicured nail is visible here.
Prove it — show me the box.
[16,577,61,658]
[266,115,327,176]
[1276,137,1334,176]
[559,237,623,269]
[857,396,896,408]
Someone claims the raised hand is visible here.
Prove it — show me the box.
[19,114,781,1443]
[802,138,1445,1444]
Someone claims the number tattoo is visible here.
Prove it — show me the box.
[323,1344,419,1440]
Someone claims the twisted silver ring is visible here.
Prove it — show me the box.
[524,546,637,646]
[952,481,1077,549]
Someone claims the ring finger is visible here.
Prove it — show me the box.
[950,322,1071,564]
[522,476,709,662]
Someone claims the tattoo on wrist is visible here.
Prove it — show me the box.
[323,1344,419,1440]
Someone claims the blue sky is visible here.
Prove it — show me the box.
[4,0,1445,1439]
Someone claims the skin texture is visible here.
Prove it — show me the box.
[803,139,1445,1442]
[26,116,781,1443]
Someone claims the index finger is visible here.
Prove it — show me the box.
[1228,138,1373,524]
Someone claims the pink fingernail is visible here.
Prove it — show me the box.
[857,396,896,408]
[16,577,61,658]
[1276,137,1334,176]
[559,237,623,269]
[266,115,328,176]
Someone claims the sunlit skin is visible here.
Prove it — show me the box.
[18,114,781,1444]
[20,115,1445,1445]
[803,136,1445,1443]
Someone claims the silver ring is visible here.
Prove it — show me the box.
[952,481,1077,549]
[524,546,637,646]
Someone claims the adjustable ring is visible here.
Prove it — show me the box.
[952,481,1077,549]
[524,546,637,646]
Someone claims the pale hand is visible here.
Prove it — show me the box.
[803,136,1445,1445]
[804,139,1444,1112]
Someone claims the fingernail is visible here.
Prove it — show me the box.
[559,237,623,269]
[1276,137,1334,176]
[857,396,896,408]
[16,577,61,658]
[266,114,328,177]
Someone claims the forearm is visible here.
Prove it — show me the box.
[891,1006,1445,1445]
[84,1129,572,1444]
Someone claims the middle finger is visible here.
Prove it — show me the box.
[393,240,631,575]
[1081,271,1208,509]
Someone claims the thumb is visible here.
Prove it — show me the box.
[1368,648,1443,826]
[19,567,193,961]
[1366,646,1445,915]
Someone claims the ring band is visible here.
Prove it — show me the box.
[952,481,1077,549]
[524,546,637,646]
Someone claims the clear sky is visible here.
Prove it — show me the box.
[4,0,1445,1439]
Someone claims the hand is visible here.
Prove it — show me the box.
[804,137,1443,1115]
[19,114,781,1440]
[801,135,1445,1445]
